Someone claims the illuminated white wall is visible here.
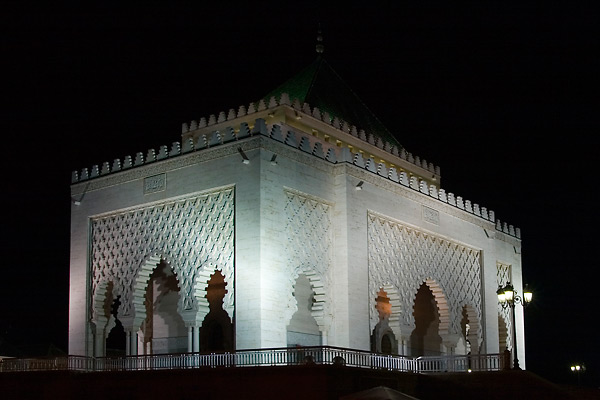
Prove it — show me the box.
[70,111,524,364]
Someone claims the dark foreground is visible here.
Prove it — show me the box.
[1,364,597,400]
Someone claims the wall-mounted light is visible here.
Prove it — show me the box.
[356,181,364,191]
[238,147,250,164]
[270,154,278,165]
[70,182,90,206]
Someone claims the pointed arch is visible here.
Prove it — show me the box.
[131,254,184,331]
[90,280,120,357]
[286,273,322,347]
[460,304,481,355]
[419,278,450,337]
[91,280,114,325]
[378,284,402,324]
[284,265,328,333]
[104,306,126,357]
[369,279,405,331]
[371,284,403,334]
[131,255,163,329]
[190,260,234,324]
[199,269,234,352]
[409,279,453,356]
[138,259,187,354]
[371,285,401,355]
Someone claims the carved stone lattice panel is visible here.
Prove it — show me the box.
[90,187,235,323]
[368,212,482,340]
[283,188,333,328]
[497,262,512,350]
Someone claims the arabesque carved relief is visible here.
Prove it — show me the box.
[90,187,235,325]
[368,212,482,341]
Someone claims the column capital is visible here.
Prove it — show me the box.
[182,310,208,327]
[119,315,144,332]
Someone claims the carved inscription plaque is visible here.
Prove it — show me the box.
[422,205,440,225]
[144,174,166,194]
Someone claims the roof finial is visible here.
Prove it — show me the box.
[316,25,324,54]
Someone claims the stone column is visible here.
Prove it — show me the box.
[321,330,328,346]
[185,322,201,352]
[125,331,130,355]
[441,333,460,356]
[182,310,207,353]
[192,326,200,352]
[125,330,138,355]
[187,326,193,352]
[120,315,142,356]
[92,317,109,357]
[393,323,413,356]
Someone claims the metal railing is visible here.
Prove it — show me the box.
[0,355,93,372]
[0,346,506,374]
[416,353,506,373]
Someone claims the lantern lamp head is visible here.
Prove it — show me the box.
[523,284,533,304]
[503,283,514,302]
[497,286,506,303]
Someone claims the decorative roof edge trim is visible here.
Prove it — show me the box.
[71,118,520,240]
[180,93,440,179]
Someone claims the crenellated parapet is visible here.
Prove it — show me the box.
[180,93,441,183]
[71,116,520,239]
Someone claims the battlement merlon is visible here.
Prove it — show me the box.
[181,93,442,187]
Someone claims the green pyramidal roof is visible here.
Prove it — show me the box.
[264,56,402,149]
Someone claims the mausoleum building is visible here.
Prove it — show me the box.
[69,52,525,366]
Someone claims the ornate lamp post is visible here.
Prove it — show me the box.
[570,364,585,385]
[497,282,532,370]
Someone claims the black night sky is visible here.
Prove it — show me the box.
[2,1,598,386]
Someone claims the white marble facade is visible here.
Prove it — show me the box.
[69,95,525,365]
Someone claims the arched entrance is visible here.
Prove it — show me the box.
[200,270,233,352]
[371,287,398,355]
[457,305,480,355]
[287,274,321,347]
[381,334,394,354]
[410,282,442,356]
[141,260,187,354]
[105,296,126,357]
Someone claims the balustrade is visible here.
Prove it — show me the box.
[0,347,505,374]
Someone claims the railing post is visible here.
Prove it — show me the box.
[502,349,511,370]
